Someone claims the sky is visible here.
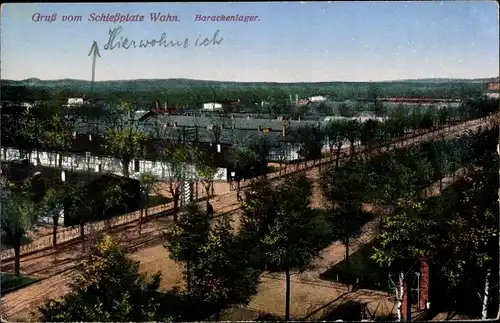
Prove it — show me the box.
[1,1,498,82]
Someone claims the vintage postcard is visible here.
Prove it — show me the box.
[1,2,499,322]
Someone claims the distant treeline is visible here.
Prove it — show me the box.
[1,78,488,111]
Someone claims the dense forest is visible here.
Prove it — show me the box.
[1,78,493,112]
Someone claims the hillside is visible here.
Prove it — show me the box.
[2,77,497,90]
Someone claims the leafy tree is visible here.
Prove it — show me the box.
[165,202,210,294]
[41,185,66,247]
[42,114,73,167]
[241,174,320,321]
[39,235,164,322]
[338,103,357,118]
[103,102,148,177]
[15,108,44,160]
[104,127,148,177]
[323,120,349,167]
[232,145,257,198]
[359,119,379,152]
[194,149,218,199]
[321,161,369,263]
[296,125,325,165]
[438,162,498,317]
[138,171,157,233]
[248,136,272,178]
[371,197,437,269]
[159,146,191,222]
[190,217,261,320]
[0,180,39,276]
[344,120,361,158]
[65,182,99,252]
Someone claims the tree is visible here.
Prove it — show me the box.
[232,145,257,198]
[194,149,218,199]
[15,108,43,160]
[104,127,148,177]
[42,114,73,168]
[321,161,369,264]
[0,179,40,276]
[359,119,379,152]
[371,197,437,269]
[164,202,210,294]
[296,125,325,166]
[39,235,164,322]
[103,102,148,177]
[65,182,99,252]
[160,146,191,222]
[138,172,157,233]
[323,120,348,167]
[189,217,261,320]
[344,120,361,158]
[338,103,356,118]
[41,185,65,247]
[368,84,386,117]
[439,163,498,317]
[241,174,320,321]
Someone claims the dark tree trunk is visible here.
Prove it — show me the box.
[52,216,59,247]
[14,236,21,276]
[173,196,179,222]
[344,236,350,264]
[80,222,85,252]
[285,267,291,321]
[122,157,131,177]
[139,206,144,234]
[187,259,191,294]
[336,144,342,168]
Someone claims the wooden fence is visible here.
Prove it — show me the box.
[0,202,174,262]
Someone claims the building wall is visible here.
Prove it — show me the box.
[0,147,228,181]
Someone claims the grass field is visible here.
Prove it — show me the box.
[319,242,392,293]
[1,272,40,295]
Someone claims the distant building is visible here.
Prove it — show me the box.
[487,82,500,91]
[67,98,85,106]
[202,102,223,111]
[297,99,310,106]
[486,92,500,99]
[0,101,32,109]
[309,95,326,102]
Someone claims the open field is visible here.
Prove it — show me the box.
[0,116,492,321]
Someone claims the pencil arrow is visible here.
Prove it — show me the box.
[88,41,101,104]
[88,40,101,57]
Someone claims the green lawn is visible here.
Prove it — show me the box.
[1,272,40,294]
[146,195,172,208]
[319,242,392,293]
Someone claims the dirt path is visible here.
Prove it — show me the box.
[0,118,489,321]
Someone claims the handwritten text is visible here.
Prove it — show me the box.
[101,26,223,51]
